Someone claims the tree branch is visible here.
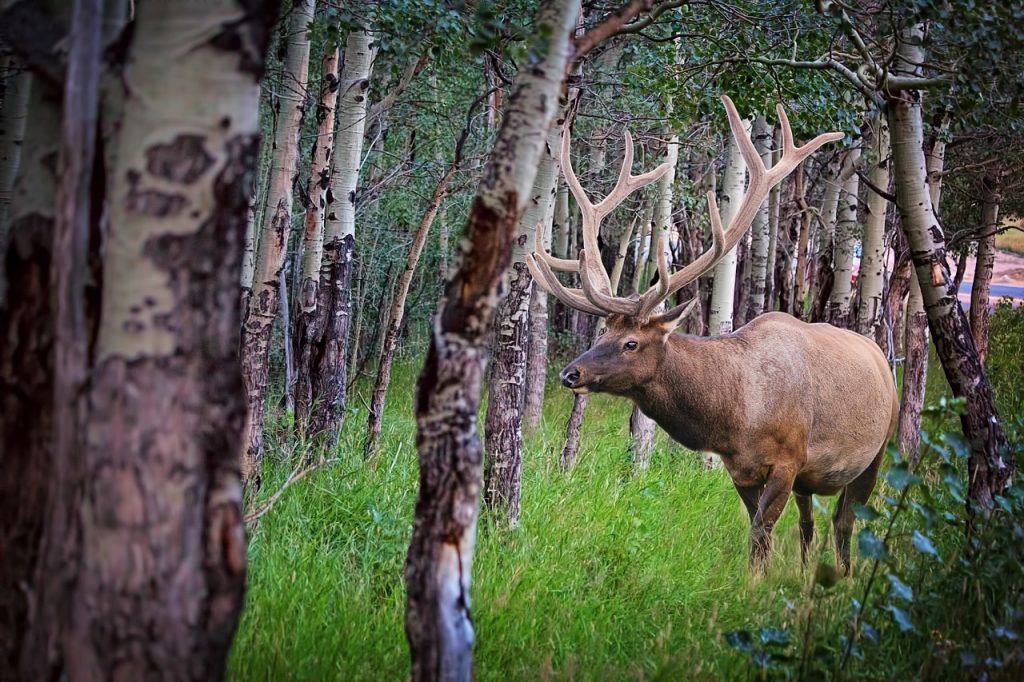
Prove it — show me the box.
[366,51,429,122]
[856,169,896,203]
[573,0,654,60]
[609,0,689,37]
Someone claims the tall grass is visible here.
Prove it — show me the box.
[232,311,1023,679]
[232,363,848,680]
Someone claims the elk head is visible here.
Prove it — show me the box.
[527,96,843,398]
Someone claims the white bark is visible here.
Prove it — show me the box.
[829,158,861,326]
[855,115,890,336]
[707,118,750,336]
[744,114,773,320]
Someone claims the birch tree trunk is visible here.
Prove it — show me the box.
[631,129,678,470]
[827,152,861,328]
[743,114,772,321]
[888,25,1011,509]
[405,0,578,675]
[707,118,750,335]
[856,116,890,337]
[304,26,374,444]
[240,0,313,486]
[483,110,560,525]
[791,168,811,317]
[292,40,341,428]
[970,173,1000,364]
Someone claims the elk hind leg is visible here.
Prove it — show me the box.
[794,493,814,567]
[750,468,796,573]
[833,449,884,575]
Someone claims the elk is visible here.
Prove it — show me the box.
[528,97,899,573]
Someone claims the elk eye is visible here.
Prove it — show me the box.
[623,340,638,351]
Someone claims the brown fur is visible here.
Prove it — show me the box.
[560,311,899,572]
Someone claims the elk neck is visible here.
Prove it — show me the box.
[624,331,747,455]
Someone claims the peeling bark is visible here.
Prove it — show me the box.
[827,154,861,329]
[743,114,772,321]
[856,115,890,337]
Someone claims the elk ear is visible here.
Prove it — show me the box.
[652,299,698,335]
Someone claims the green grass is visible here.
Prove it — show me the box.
[231,316,1022,680]
[231,362,858,680]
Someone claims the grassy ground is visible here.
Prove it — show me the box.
[997,217,1024,256]
[230,339,979,680]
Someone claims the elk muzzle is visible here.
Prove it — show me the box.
[560,364,587,393]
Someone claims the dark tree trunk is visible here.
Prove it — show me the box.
[404,0,577,676]
[897,280,929,466]
[969,174,1000,364]
[560,393,588,472]
[483,264,531,523]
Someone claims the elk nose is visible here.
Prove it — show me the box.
[561,367,581,388]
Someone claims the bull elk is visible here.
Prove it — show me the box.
[528,97,898,573]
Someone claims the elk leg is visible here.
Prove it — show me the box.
[794,493,814,566]
[734,483,761,523]
[750,468,796,572]
[833,448,884,575]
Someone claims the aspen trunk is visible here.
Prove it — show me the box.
[240,0,313,486]
[0,65,63,673]
[22,2,274,677]
[856,116,890,337]
[483,110,560,525]
[743,114,772,321]
[888,25,1011,509]
[294,40,341,426]
[0,65,30,247]
[631,129,678,470]
[808,157,845,319]
[828,153,861,328]
[899,106,948,463]
[364,167,455,461]
[707,118,750,335]
[791,169,812,316]
[304,27,374,444]
[969,174,1000,363]
[405,0,577,675]
[523,171,557,430]
[764,127,782,310]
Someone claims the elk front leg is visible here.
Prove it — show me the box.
[750,467,797,572]
[794,493,814,567]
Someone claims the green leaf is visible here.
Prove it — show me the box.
[853,502,881,521]
[858,529,889,560]
[884,464,922,491]
[726,630,753,653]
[886,604,915,632]
[912,531,940,558]
[887,574,914,602]
[815,562,840,589]
[759,627,790,647]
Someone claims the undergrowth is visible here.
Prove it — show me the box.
[231,306,1024,680]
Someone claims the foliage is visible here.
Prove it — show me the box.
[987,301,1024,418]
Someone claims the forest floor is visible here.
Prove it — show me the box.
[229,342,972,681]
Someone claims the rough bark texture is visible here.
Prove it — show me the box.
[707,120,749,335]
[969,174,1000,363]
[240,0,313,486]
[365,170,453,461]
[764,128,782,310]
[15,2,275,678]
[523,159,558,431]
[791,168,811,317]
[0,65,31,247]
[743,114,772,321]
[404,1,577,676]
[303,26,374,445]
[0,67,62,674]
[856,116,890,337]
[827,156,861,329]
[888,25,1011,507]
[484,115,561,524]
[294,41,341,426]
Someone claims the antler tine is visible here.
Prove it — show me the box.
[577,250,639,315]
[635,96,842,318]
[531,225,578,273]
[526,252,607,317]
[721,95,765,179]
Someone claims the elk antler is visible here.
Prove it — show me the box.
[527,95,844,320]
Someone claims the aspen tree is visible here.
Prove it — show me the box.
[827,154,861,328]
[240,0,314,485]
[743,114,773,320]
[970,173,1001,362]
[707,118,750,335]
[405,0,579,673]
[855,115,890,336]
